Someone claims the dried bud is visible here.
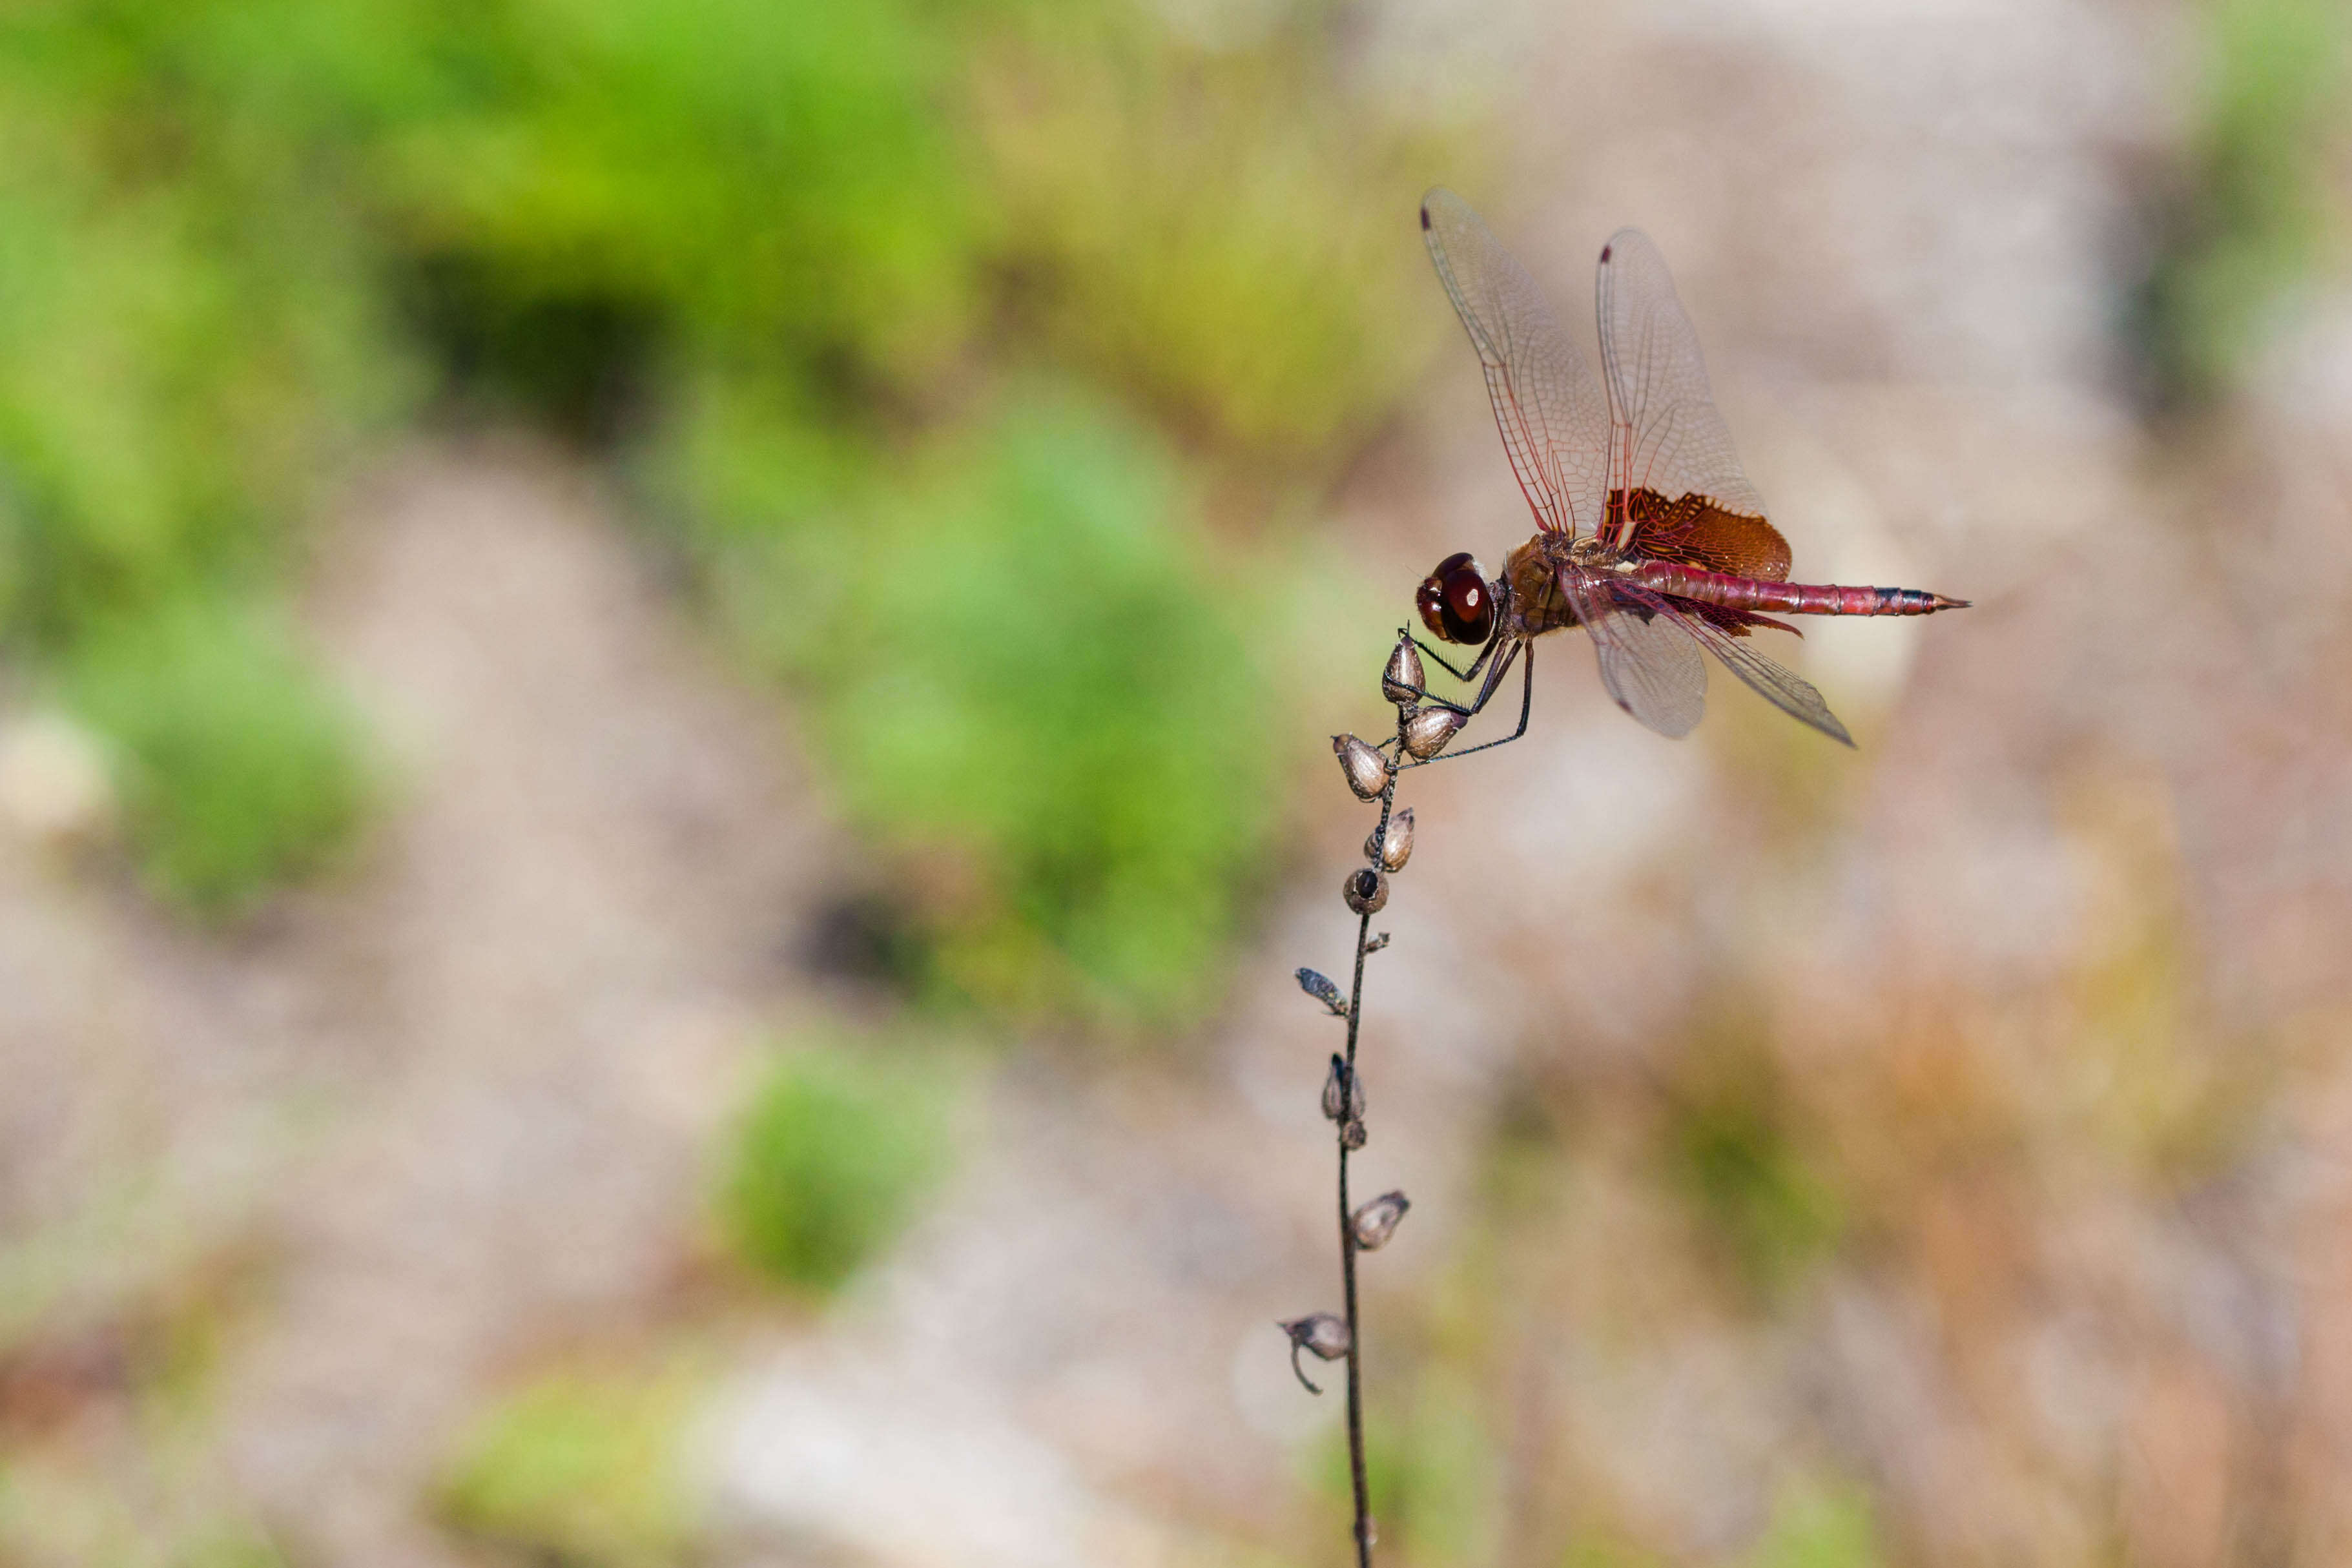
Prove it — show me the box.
[1361,931,1390,955]
[1381,639,1425,706]
[1295,967,1348,1016]
[1350,1190,1410,1251]
[1401,706,1467,760]
[1363,807,1414,872]
[1342,866,1388,915]
[1341,1117,1368,1150]
[1320,1055,1364,1122]
[1332,734,1392,801]
[1279,1312,1351,1392]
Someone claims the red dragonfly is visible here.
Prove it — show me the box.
[1402,189,1966,753]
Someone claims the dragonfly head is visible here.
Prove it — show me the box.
[1416,552,1497,645]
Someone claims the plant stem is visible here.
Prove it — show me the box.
[1338,723,1401,1566]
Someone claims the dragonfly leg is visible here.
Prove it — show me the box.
[1394,634,1500,716]
[1403,640,1532,767]
[1412,635,1486,685]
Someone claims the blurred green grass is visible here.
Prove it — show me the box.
[2136,0,2349,403]
[437,1357,705,1568]
[64,592,371,911]
[716,1040,953,1294]
[0,0,1450,1025]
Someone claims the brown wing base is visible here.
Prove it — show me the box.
[1616,488,1792,581]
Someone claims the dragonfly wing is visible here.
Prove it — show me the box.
[1614,581,1853,746]
[1557,567,1707,738]
[1423,189,1611,537]
[1595,229,1776,557]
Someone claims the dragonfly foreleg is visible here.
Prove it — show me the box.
[1396,632,1505,716]
[1411,635,1487,685]
[1403,639,1532,767]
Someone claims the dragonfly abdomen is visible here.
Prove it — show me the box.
[1631,561,1966,616]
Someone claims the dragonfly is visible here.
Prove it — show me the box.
[1399,189,1967,754]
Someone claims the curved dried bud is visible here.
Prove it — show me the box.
[1278,1312,1352,1392]
[1341,1117,1368,1150]
[1321,1054,1365,1122]
[1332,734,1392,800]
[1350,1190,1410,1251]
[1381,639,1426,706]
[1342,866,1388,915]
[1363,806,1414,872]
[1401,706,1467,760]
[1295,967,1348,1016]
[1361,931,1390,955]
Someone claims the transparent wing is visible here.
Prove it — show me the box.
[1595,229,1769,552]
[1557,567,1706,738]
[1422,189,1611,537]
[1613,580,1853,746]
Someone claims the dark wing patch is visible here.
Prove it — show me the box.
[1616,488,1793,581]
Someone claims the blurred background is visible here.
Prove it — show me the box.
[0,0,2348,1563]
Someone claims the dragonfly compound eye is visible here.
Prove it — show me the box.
[1441,563,1495,644]
[1416,552,1492,644]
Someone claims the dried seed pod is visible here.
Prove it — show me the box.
[1350,1190,1410,1251]
[1341,1117,1368,1150]
[1342,866,1388,915]
[1381,638,1425,707]
[1278,1312,1352,1392]
[1363,807,1414,872]
[1332,734,1391,801]
[1295,967,1348,1016]
[1321,1054,1364,1122]
[1401,706,1467,760]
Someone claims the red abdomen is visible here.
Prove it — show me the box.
[1631,561,1966,616]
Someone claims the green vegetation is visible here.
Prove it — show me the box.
[1561,1532,1670,1568]
[2139,0,2351,400]
[717,1042,951,1294]
[1748,1475,1883,1568]
[0,0,1449,1018]
[707,397,1281,1026]
[64,593,371,911]
[437,1360,704,1567]
[1325,1368,1497,1567]
[1667,1029,1846,1301]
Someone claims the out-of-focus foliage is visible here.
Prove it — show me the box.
[1748,1476,1883,1568]
[0,6,401,643]
[0,1255,286,1568]
[1344,1369,1496,1565]
[437,1360,703,1567]
[705,397,1280,1026]
[0,1451,289,1568]
[974,8,1453,466]
[1667,1024,1846,1299]
[0,3,404,905]
[65,593,371,911]
[717,1043,950,1294]
[0,0,1448,1020]
[2138,0,2349,400]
